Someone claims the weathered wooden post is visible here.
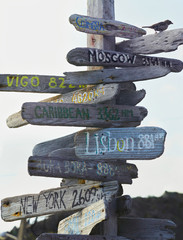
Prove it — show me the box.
[1,0,180,239]
[87,0,117,235]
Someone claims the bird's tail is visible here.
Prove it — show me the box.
[142,26,150,28]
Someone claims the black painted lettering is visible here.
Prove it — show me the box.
[32,196,40,213]
[59,190,66,209]
[72,190,79,208]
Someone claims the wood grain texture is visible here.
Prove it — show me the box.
[67,47,183,72]
[57,200,107,234]
[33,132,77,156]
[69,14,146,39]
[0,74,86,93]
[21,102,147,128]
[116,28,183,54]
[8,86,144,129]
[75,127,166,160]
[36,234,131,240]
[118,217,176,240]
[6,83,119,128]
[28,155,138,184]
[1,181,119,222]
[64,66,173,85]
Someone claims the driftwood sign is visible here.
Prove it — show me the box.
[116,28,183,54]
[28,155,138,184]
[69,14,146,39]
[57,200,107,234]
[6,83,119,128]
[36,234,130,240]
[117,217,176,240]
[7,85,145,129]
[64,66,174,85]
[21,102,147,128]
[75,127,166,160]
[32,132,77,157]
[1,181,118,222]
[0,74,86,93]
[67,47,183,72]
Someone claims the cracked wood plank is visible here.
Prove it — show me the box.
[1,181,119,222]
[75,127,166,160]
[116,28,183,54]
[0,74,86,93]
[67,47,183,72]
[64,66,176,85]
[69,14,146,39]
[28,155,138,184]
[21,102,147,128]
[57,200,107,235]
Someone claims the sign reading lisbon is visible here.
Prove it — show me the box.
[74,127,166,160]
[69,14,146,39]
[67,47,183,72]
[21,102,147,128]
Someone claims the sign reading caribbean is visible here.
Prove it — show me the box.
[21,102,147,127]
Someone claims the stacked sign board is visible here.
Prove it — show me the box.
[1,0,182,239]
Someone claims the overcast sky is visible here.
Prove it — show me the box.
[0,0,183,233]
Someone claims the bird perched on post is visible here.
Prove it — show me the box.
[142,20,173,33]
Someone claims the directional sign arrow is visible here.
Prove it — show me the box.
[21,102,147,128]
[64,66,175,85]
[75,127,166,160]
[28,155,138,184]
[116,28,183,54]
[1,181,119,222]
[57,200,107,235]
[69,14,146,39]
[0,74,86,93]
[67,47,183,72]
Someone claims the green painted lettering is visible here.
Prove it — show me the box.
[48,106,54,118]
[63,107,68,118]
[35,106,42,118]
[82,108,90,120]
[69,108,74,118]
[76,108,82,119]
[43,107,49,118]
[57,107,63,118]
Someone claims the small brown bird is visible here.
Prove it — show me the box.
[142,20,173,33]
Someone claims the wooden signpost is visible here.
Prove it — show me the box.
[57,200,107,235]
[67,47,183,71]
[69,14,146,39]
[1,181,118,222]
[28,155,138,184]
[116,28,183,54]
[75,127,166,160]
[0,0,178,238]
[21,102,147,128]
[0,74,86,93]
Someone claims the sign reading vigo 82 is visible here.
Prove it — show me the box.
[75,127,166,160]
